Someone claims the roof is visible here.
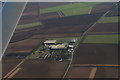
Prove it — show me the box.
[71,38,77,42]
[50,44,67,49]
[44,40,57,44]
[68,45,74,48]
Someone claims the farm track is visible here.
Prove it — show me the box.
[62,5,115,79]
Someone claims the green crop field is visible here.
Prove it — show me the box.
[83,35,119,44]
[62,6,92,16]
[17,22,42,29]
[98,16,120,23]
[40,3,88,14]
[40,2,103,16]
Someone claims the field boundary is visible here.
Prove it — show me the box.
[62,4,115,79]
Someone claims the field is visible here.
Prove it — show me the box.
[66,67,92,78]
[13,59,69,78]
[73,43,118,64]
[66,66,119,78]
[42,13,103,29]
[94,67,119,78]
[40,12,60,20]
[98,16,120,23]
[89,23,118,33]
[40,2,103,16]
[90,2,115,14]
[40,3,90,14]
[31,33,81,39]
[5,38,43,55]
[17,22,42,29]
[2,56,22,77]
[10,13,103,43]
[105,2,119,17]
[83,34,119,44]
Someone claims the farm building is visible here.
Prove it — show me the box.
[70,38,77,43]
[68,45,74,48]
[44,40,57,45]
[50,43,68,50]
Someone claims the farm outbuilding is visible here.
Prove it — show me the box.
[70,38,77,43]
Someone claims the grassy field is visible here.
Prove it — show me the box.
[40,2,103,16]
[83,35,119,44]
[17,22,42,29]
[98,16,120,23]
[62,6,92,16]
[40,3,88,14]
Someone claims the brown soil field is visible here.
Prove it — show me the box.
[105,9,119,17]
[94,67,119,78]
[10,31,32,43]
[18,2,72,25]
[18,16,40,25]
[66,66,119,78]
[105,3,120,17]
[66,67,92,78]
[42,13,103,27]
[23,3,39,12]
[39,25,89,34]
[73,43,118,64]
[13,59,69,78]
[2,56,22,77]
[31,33,81,39]
[91,2,115,14]
[5,38,43,55]
[90,23,118,32]
[10,26,82,43]
[40,12,60,20]
[11,13,103,42]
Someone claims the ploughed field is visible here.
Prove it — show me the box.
[90,2,115,14]
[42,13,103,27]
[66,67,92,78]
[66,66,119,78]
[2,56,22,77]
[10,13,103,43]
[94,67,119,78]
[5,39,43,55]
[73,43,118,64]
[89,23,118,32]
[18,2,72,25]
[40,12,61,20]
[13,59,69,78]
[105,2,120,17]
